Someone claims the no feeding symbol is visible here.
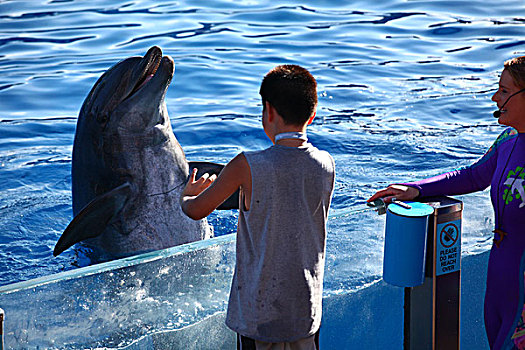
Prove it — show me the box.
[437,220,461,276]
[440,223,459,248]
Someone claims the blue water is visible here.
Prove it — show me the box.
[0,0,523,296]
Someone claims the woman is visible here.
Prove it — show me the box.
[368,56,525,349]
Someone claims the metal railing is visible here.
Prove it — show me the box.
[1,308,4,350]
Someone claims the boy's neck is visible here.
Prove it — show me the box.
[264,103,313,147]
[274,129,308,147]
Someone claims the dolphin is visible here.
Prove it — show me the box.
[504,177,525,208]
[54,46,237,258]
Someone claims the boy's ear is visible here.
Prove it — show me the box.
[307,111,316,125]
[266,101,276,123]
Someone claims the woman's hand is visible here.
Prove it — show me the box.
[367,184,420,204]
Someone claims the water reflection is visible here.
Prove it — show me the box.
[0,0,521,290]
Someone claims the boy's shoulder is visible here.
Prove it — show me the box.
[244,145,335,179]
[244,144,333,161]
[304,145,335,168]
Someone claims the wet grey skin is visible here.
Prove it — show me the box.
[54,46,237,258]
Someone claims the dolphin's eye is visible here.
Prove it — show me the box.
[96,113,109,125]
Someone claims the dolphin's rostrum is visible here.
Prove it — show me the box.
[54,46,236,258]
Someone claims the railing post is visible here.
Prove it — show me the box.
[404,196,463,350]
[0,307,4,350]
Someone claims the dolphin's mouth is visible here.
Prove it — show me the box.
[130,46,163,97]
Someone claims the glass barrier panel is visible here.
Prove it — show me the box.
[0,234,236,349]
[0,207,490,349]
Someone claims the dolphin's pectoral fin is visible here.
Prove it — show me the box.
[53,182,132,256]
[188,161,240,210]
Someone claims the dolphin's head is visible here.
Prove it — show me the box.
[73,46,176,211]
[79,46,174,139]
[66,46,210,256]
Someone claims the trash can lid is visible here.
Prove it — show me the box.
[387,201,434,217]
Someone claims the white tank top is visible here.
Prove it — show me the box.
[226,143,335,342]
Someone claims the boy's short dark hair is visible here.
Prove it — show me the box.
[259,65,317,126]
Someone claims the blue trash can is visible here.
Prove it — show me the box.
[383,201,434,287]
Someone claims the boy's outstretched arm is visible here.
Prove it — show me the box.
[180,153,249,220]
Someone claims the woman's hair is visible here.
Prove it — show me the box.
[504,56,525,88]
[259,65,317,126]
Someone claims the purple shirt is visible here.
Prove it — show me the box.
[405,127,525,348]
[407,127,525,237]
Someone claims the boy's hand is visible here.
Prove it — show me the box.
[179,153,248,220]
[182,168,217,197]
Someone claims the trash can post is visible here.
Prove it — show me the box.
[404,196,462,350]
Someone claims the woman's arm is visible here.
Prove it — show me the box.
[368,128,514,203]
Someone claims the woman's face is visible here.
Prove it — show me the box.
[492,69,525,132]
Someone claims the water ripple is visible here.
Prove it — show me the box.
[0,0,523,292]
[120,24,240,46]
[1,23,141,35]
[0,35,95,47]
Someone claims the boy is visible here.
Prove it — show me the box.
[180,65,335,349]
